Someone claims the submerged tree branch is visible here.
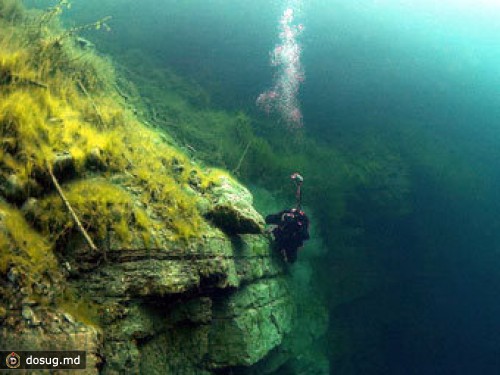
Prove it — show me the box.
[47,161,98,253]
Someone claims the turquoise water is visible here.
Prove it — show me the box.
[35,0,500,373]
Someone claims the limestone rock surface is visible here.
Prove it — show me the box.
[206,176,265,234]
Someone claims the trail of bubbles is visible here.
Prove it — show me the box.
[257,5,305,128]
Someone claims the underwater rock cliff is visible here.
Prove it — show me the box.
[0,2,314,373]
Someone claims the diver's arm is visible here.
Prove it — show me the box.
[265,211,285,225]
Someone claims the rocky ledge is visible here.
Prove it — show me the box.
[1,174,296,374]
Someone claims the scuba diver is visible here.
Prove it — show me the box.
[265,173,310,263]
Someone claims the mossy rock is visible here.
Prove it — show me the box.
[206,175,264,234]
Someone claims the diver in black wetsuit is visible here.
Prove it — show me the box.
[265,173,310,263]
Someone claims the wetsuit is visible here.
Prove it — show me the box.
[265,208,309,263]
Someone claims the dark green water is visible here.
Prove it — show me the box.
[32,0,500,373]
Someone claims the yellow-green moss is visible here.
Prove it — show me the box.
[200,167,239,190]
[0,200,57,279]
[29,179,151,245]
[57,287,102,329]
[0,0,218,252]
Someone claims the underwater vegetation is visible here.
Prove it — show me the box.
[0,0,251,326]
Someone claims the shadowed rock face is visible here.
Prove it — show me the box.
[79,233,293,374]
